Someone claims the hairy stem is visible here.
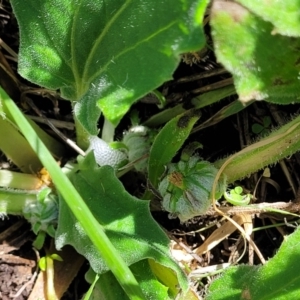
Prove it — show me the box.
[0,188,37,216]
[213,114,300,184]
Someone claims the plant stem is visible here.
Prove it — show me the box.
[213,114,300,184]
[0,188,37,215]
[45,255,56,300]
[73,114,90,150]
[0,170,41,190]
[101,118,115,143]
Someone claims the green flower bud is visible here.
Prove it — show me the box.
[23,187,58,237]
[158,156,226,222]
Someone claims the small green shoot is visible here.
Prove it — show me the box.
[223,186,252,206]
[251,116,271,136]
[23,187,58,249]
[39,253,64,300]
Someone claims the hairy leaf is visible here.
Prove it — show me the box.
[56,152,187,291]
[210,1,300,104]
[207,227,300,300]
[237,0,300,37]
[11,0,208,131]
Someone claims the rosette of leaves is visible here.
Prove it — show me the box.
[23,187,58,249]
[158,156,226,222]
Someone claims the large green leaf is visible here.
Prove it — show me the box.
[11,0,207,131]
[210,1,300,104]
[207,227,300,300]
[56,152,187,291]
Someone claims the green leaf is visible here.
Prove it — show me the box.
[143,85,236,128]
[252,116,271,135]
[83,272,99,300]
[207,227,300,300]
[56,152,187,291]
[193,100,253,132]
[210,1,300,105]
[148,258,201,299]
[38,257,47,272]
[122,125,155,173]
[49,253,63,261]
[223,186,251,206]
[236,0,300,37]
[252,123,264,134]
[85,268,128,300]
[11,0,208,131]
[1,87,146,299]
[85,260,169,300]
[148,109,202,188]
[263,116,271,128]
